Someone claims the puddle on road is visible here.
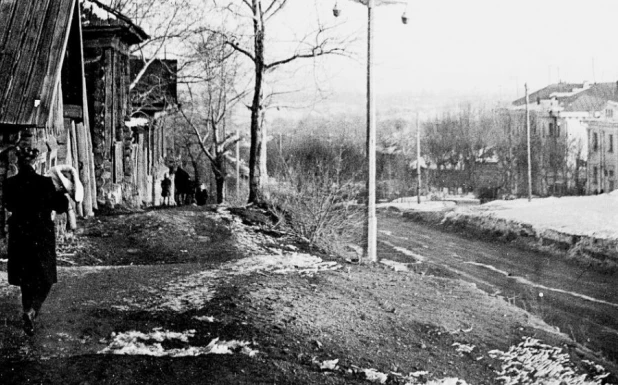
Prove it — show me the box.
[464,261,618,309]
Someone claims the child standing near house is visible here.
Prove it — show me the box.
[161,174,171,206]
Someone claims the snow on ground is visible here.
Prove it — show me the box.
[467,193,618,239]
[132,253,342,313]
[98,328,259,357]
[388,192,618,240]
[488,337,611,385]
[379,200,457,212]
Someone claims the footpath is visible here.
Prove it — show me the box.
[0,206,615,384]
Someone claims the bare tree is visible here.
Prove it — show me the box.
[213,0,350,204]
[176,33,244,204]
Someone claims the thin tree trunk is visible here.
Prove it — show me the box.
[248,0,265,204]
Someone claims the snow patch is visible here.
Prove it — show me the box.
[452,342,475,354]
[460,195,618,240]
[226,253,340,275]
[380,259,410,271]
[362,368,388,383]
[426,379,470,385]
[127,253,340,313]
[98,329,258,358]
[488,337,610,384]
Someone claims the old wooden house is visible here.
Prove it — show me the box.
[1,0,175,224]
[0,0,98,231]
[81,0,150,207]
[129,57,178,206]
[81,0,177,208]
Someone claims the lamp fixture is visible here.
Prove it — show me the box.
[333,2,340,17]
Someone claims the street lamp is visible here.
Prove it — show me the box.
[333,2,341,17]
[333,0,408,263]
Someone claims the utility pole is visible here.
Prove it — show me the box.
[365,0,377,263]
[236,129,240,201]
[416,111,421,204]
[525,83,532,202]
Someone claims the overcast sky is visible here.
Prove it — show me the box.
[264,0,618,101]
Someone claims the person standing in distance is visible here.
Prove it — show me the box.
[4,147,69,336]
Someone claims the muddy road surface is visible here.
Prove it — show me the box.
[377,212,618,364]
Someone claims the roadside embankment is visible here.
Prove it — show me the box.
[383,193,618,271]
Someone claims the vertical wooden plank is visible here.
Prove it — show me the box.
[27,0,76,126]
[104,49,113,160]
[0,0,42,122]
[69,120,83,217]
[76,122,93,216]
[63,118,73,169]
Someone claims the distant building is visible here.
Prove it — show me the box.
[586,101,618,193]
[510,81,618,195]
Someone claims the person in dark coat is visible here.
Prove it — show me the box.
[174,166,190,206]
[4,147,69,336]
[195,183,209,206]
[160,174,171,206]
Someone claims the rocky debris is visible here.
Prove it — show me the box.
[488,337,611,385]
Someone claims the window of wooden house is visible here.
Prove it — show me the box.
[593,132,599,151]
[610,134,614,153]
[549,122,554,136]
[593,166,598,180]
[556,124,561,137]
[606,109,614,118]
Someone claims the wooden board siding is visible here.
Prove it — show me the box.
[0,0,77,127]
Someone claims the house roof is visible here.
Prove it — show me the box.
[0,0,78,127]
[561,82,618,111]
[512,83,584,106]
[81,0,149,45]
[512,82,618,113]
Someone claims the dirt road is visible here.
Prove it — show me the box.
[0,207,615,384]
[377,211,618,363]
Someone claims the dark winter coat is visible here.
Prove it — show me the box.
[4,165,68,286]
[161,177,171,197]
[174,167,190,194]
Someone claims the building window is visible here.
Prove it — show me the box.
[610,134,614,153]
[556,124,560,137]
[593,132,599,151]
[606,109,614,118]
[549,122,554,136]
[594,166,598,180]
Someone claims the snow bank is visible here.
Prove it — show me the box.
[469,194,618,240]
